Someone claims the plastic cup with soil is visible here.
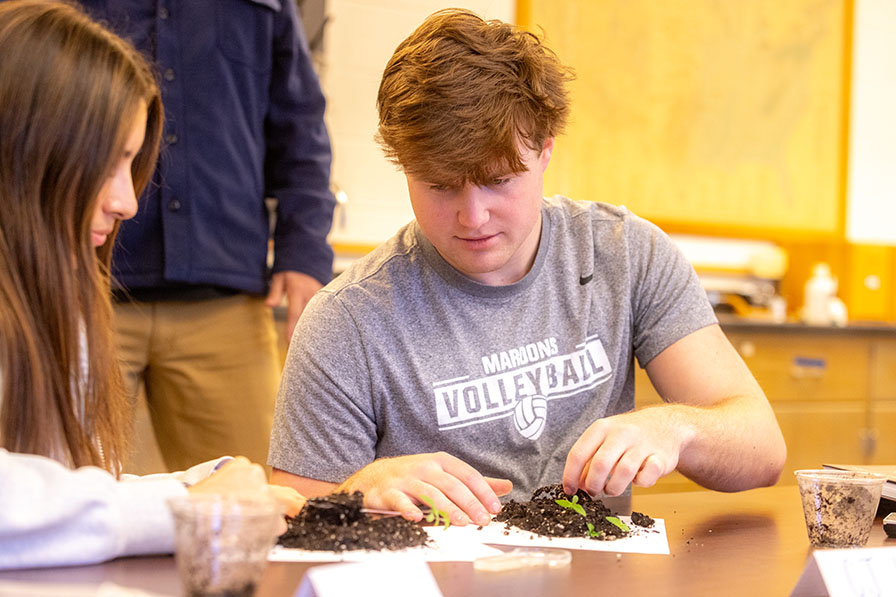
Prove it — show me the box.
[168,494,282,597]
[795,469,886,548]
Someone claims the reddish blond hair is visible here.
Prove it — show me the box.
[376,9,573,186]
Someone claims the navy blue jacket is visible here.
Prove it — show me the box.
[81,0,335,294]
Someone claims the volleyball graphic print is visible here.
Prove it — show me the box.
[432,335,612,437]
[513,395,548,440]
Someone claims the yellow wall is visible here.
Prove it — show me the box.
[518,1,896,321]
[519,0,851,240]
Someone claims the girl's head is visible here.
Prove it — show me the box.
[0,0,162,469]
[0,0,162,259]
[89,101,147,249]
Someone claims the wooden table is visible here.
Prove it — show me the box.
[1,485,892,596]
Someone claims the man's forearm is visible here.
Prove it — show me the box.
[671,396,786,491]
[270,468,338,497]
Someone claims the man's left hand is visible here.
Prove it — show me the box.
[266,271,323,342]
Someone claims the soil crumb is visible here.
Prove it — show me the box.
[495,483,655,540]
[631,511,655,528]
[277,491,431,552]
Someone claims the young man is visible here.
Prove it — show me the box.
[269,9,786,527]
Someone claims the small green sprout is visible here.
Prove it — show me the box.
[606,516,630,532]
[420,495,451,528]
[554,494,587,517]
[586,522,603,538]
[556,494,630,539]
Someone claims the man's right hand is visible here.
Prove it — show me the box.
[335,452,512,526]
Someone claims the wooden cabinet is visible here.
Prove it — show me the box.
[870,339,896,464]
[726,330,873,483]
[634,321,896,493]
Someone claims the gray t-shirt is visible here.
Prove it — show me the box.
[269,196,717,500]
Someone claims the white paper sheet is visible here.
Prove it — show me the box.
[269,515,669,562]
[0,581,169,597]
[471,515,670,555]
[295,561,444,597]
[269,526,504,562]
[790,546,896,597]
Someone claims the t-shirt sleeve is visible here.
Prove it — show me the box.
[625,214,718,367]
[268,290,379,482]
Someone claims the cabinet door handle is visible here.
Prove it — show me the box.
[791,356,826,379]
[860,428,878,459]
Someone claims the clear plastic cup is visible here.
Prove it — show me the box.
[474,547,572,572]
[168,495,282,597]
[795,469,886,548]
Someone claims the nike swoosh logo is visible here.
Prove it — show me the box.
[579,274,593,285]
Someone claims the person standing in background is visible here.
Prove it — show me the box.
[77,0,336,472]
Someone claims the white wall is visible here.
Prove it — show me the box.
[846,0,896,244]
[320,0,515,246]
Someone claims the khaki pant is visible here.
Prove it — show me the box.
[115,295,280,473]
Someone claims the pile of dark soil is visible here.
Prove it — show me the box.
[277,484,656,552]
[277,491,431,552]
[495,483,655,540]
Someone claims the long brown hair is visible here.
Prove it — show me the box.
[376,8,574,187]
[0,0,162,472]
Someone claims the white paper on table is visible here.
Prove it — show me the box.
[0,581,168,597]
[468,515,670,555]
[790,546,896,597]
[269,516,669,562]
[294,560,443,597]
[268,525,504,562]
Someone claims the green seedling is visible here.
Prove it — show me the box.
[555,494,587,517]
[586,522,603,538]
[420,495,451,529]
[606,516,630,532]
[557,494,630,539]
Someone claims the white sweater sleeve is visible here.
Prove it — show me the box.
[0,449,226,570]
